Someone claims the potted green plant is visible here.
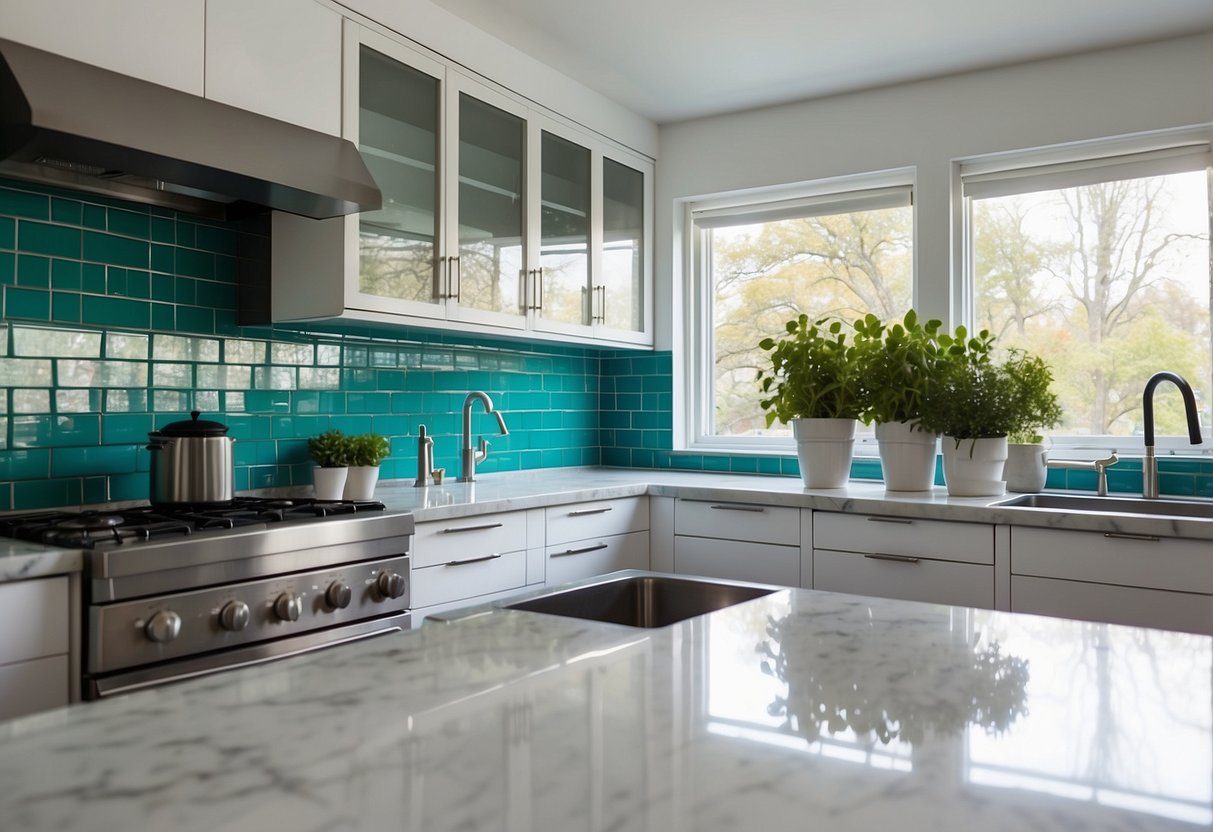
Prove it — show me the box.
[1002,351,1063,493]
[853,310,943,491]
[345,433,391,500]
[308,429,352,500]
[757,315,863,488]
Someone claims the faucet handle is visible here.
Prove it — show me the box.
[1093,453,1118,497]
[474,436,490,465]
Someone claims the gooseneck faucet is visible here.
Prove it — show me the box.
[460,392,509,482]
[1142,371,1203,498]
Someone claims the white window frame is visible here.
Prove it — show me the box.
[957,126,1213,458]
[679,168,916,455]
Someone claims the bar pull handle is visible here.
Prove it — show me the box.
[867,516,913,525]
[1103,532,1161,543]
[441,522,504,534]
[551,543,609,557]
[450,255,461,303]
[863,553,921,564]
[709,504,765,513]
[445,553,503,567]
[568,507,613,517]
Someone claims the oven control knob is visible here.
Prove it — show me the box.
[376,571,407,600]
[145,610,182,644]
[218,600,250,632]
[274,592,303,622]
[325,581,353,610]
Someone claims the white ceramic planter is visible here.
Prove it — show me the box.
[313,466,349,500]
[344,465,381,500]
[792,418,856,488]
[941,436,1008,497]
[875,420,939,491]
[1004,443,1048,493]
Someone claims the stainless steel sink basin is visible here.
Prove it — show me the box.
[994,493,1213,519]
[505,574,778,628]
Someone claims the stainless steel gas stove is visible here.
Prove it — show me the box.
[0,498,413,699]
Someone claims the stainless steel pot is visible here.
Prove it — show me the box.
[148,411,236,505]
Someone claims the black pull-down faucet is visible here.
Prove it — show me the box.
[1142,371,1203,498]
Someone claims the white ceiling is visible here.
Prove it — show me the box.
[427,0,1213,123]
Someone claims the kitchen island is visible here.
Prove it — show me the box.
[0,578,1207,831]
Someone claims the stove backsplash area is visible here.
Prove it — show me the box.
[0,178,610,511]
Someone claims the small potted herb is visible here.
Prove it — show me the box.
[853,310,943,491]
[1002,352,1063,493]
[308,429,352,500]
[757,315,864,488]
[345,433,391,500]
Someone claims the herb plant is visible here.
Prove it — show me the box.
[348,433,391,467]
[852,309,944,426]
[308,429,352,468]
[757,315,864,425]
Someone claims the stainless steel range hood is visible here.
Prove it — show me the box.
[0,38,381,219]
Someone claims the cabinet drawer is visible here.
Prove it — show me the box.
[814,548,994,609]
[411,549,528,609]
[674,537,799,587]
[1011,575,1213,635]
[413,511,528,569]
[546,531,649,586]
[1011,527,1213,594]
[546,498,649,546]
[814,512,993,565]
[0,577,69,665]
[674,500,799,546]
[0,654,69,721]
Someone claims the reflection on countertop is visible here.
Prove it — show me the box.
[0,586,1207,831]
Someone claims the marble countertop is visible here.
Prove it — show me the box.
[7,466,1213,584]
[1,576,1207,831]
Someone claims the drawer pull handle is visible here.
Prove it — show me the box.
[1103,532,1161,543]
[709,504,765,513]
[442,522,504,534]
[863,553,921,564]
[866,517,913,525]
[445,553,503,567]
[568,507,613,516]
[552,543,609,557]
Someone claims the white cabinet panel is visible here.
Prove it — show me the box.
[814,512,993,565]
[814,548,994,609]
[674,500,800,546]
[411,549,528,609]
[205,0,341,135]
[413,511,528,569]
[1011,575,1213,635]
[546,531,648,586]
[0,577,68,666]
[0,655,69,721]
[0,0,204,93]
[674,538,799,587]
[1011,526,1213,593]
[546,497,649,546]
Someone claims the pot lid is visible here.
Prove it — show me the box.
[154,411,230,438]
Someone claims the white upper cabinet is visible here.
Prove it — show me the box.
[204,0,342,135]
[0,0,205,94]
[271,19,654,348]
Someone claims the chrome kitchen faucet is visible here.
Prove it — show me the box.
[459,392,509,482]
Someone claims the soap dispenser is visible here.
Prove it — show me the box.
[414,424,435,487]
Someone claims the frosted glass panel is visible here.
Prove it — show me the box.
[601,159,644,332]
[457,93,524,316]
[358,46,440,304]
[539,131,591,326]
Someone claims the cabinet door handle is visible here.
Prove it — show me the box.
[1103,532,1161,543]
[709,504,765,513]
[438,255,449,300]
[568,507,613,516]
[535,267,544,311]
[445,553,503,567]
[441,522,504,534]
[863,553,921,564]
[551,543,609,557]
[866,516,913,525]
[451,255,461,303]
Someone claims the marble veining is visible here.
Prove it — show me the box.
[0,540,82,582]
[0,584,1206,831]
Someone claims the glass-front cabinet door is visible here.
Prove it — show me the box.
[597,155,651,343]
[444,72,528,330]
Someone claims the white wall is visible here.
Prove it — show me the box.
[656,32,1213,351]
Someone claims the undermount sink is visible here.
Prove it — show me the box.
[994,493,1213,520]
[505,574,779,628]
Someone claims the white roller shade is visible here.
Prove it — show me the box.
[691,185,912,230]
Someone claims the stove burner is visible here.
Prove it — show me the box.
[58,514,125,531]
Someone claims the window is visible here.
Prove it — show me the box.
[684,174,914,450]
[963,132,1213,448]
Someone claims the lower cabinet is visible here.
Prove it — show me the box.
[1009,526,1213,634]
[672,499,803,586]
[812,512,995,608]
[411,510,534,619]
[0,576,71,720]
[544,497,650,586]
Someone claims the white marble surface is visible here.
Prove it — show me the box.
[0,539,83,582]
[1,578,1207,831]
